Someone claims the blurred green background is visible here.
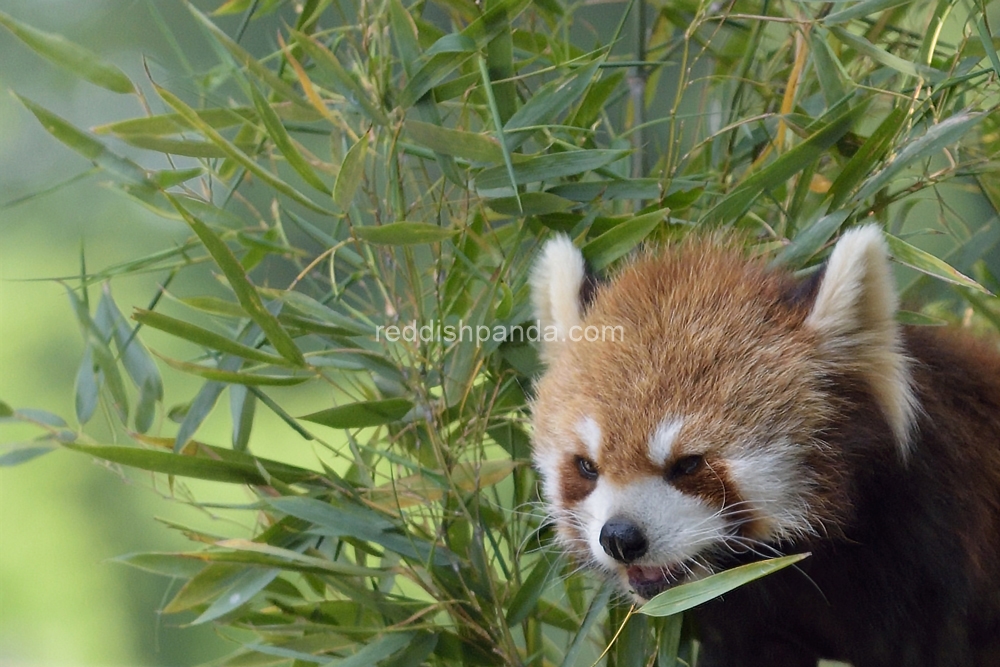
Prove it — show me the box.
[0,2,278,665]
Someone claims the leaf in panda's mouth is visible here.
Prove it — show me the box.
[636,553,810,617]
[626,563,688,600]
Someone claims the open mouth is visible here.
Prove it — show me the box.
[626,563,689,600]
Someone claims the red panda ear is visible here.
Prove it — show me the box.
[804,225,918,455]
[531,235,589,363]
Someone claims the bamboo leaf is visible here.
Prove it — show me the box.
[405,121,504,163]
[166,194,306,366]
[300,398,413,429]
[771,210,851,268]
[133,309,291,366]
[852,112,984,203]
[291,29,389,125]
[153,351,311,386]
[828,26,946,82]
[249,83,330,194]
[703,102,866,225]
[333,132,368,210]
[828,106,906,209]
[823,0,912,25]
[884,234,991,294]
[353,222,458,245]
[581,210,666,271]
[476,149,629,190]
[155,87,331,215]
[639,554,809,617]
[0,10,134,93]
[0,445,58,467]
[15,95,150,187]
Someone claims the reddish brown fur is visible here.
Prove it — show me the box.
[531,235,1000,666]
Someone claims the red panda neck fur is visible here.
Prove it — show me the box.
[529,226,1000,665]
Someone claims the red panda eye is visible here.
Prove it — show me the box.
[575,456,599,481]
[670,455,704,479]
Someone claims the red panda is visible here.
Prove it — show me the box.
[529,227,1000,666]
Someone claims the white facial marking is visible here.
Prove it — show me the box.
[575,416,602,462]
[648,417,684,467]
[726,440,814,540]
[581,476,723,571]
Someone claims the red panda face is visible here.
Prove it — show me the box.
[530,229,916,601]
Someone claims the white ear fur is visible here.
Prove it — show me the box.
[804,225,918,455]
[531,235,586,362]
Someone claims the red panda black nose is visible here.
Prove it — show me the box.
[599,518,648,563]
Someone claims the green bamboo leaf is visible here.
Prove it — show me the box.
[978,13,1000,80]
[153,351,311,386]
[229,384,256,452]
[115,135,232,158]
[828,26,946,82]
[547,178,665,202]
[178,296,249,318]
[476,149,629,190]
[405,121,504,163]
[164,563,243,613]
[502,61,600,150]
[581,210,666,271]
[248,83,330,194]
[15,95,150,187]
[65,442,316,484]
[193,566,280,624]
[703,102,866,225]
[213,539,386,577]
[133,309,291,366]
[155,87,331,215]
[353,222,458,245]
[396,0,532,108]
[828,106,906,209]
[187,6,310,109]
[66,286,129,424]
[639,554,809,617]
[823,0,911,25]
[772,210,851,268]
[896,310,949,326]
[884,234,991,294]
[333,132,368,210]
[506,553,565,625]
[559,583,612,667]
[74,346,100,425]
[0,446,58,467]
[809,30,848,105]
[300,398,413,429]
[852,112,984,203]
[291,29,389,125]
[0,10,134,93]
[99,288,164,414]
[334,632,417,667]
[166,194,306,366]
[478,54,521,211]
[0,401,13,418]
[114,552,207,578]
[93,107,258,136]
[487,192,575,216]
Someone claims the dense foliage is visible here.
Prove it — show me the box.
[2,0,999,664]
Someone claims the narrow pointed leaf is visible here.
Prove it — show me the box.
[405,121,504,163]
[353,222,458,245]
[156,87,331,215]
[852,112,985,203]
[15,95,150,186]
[639,554,809,617]
[582,210,665,271]
[133,309,291,366]
[476,149,629,190]
[300,398,413,429]
[828,26,945,82]
[884,234,990,294]
[333,132,368,210]
[153,351,311,386]
[249,84,330,194]
[166,194,306,366]
[0,10,134,93]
